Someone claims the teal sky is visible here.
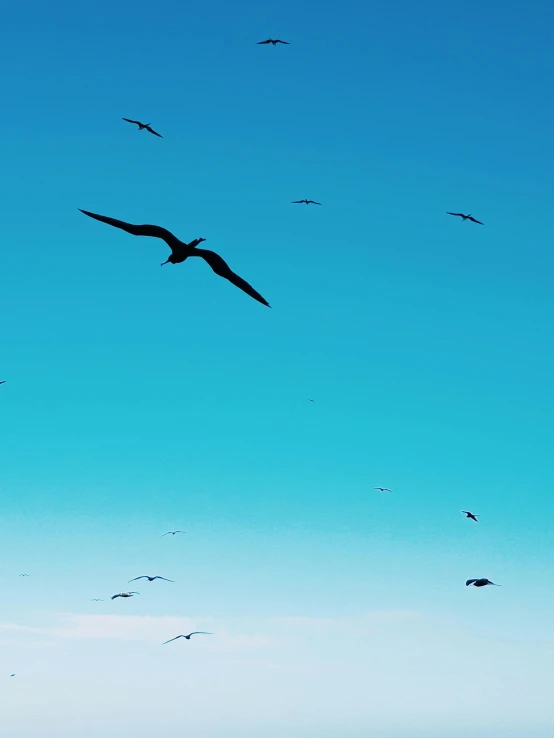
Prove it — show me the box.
[2,1,554,736]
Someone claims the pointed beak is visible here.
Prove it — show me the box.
[161,259,170,266]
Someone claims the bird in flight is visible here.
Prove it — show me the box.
[308,399,315,402]
[122,118,163,138]
[374,487,392,492]
[162,632,213,644]
[0,381,6,385]
[10,674,15,677]
[128,575,174,583]
[161,530,186,537]
[292,199,321,206]
[111,592,139,600]
[19,574,29,577]
[461,510,479,522]
[91,598,104,602]
[466,578,500,587]
[79,210,271,307]
[446,212,483,225]
[257,38,289,45]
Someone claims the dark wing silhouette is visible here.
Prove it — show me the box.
[468,216,484,225]
[186,632,213,637]
[446,212,464,218]
[257,39,272,44]
[193,248,271,307]
[111,594,121,599]
[291,200,306,204]
[122,118,142,126]
[145,125,163,138]
[162,635,185,645]
[275,40,290,44]
[465,579,478,586]
[152,576,175,582]
[307,201,322,205]
[0,381,6,385]
[128,576,148,582]
[79,210,182,253]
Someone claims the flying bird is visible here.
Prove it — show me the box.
[111,592,139,600]
[91,599,104,602]
[466,578,500,587]
[122,118,163,138]
[308,399,315,402]
[0,381,6,385]
[446,212,483,225]
[461,510,479,522]
[161,530,186,537]
[19,574,29,577]
[292,199,321,205]
[79,210,271,307]
[10,674,15,677]
[128,575,174,583]
[257,38,289,45]
[374,487,392,492]
[162,633,213,644]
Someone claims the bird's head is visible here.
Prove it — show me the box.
[161,255,178,266]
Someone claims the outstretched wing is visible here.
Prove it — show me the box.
[194,249,271,307]
[257,39,271,44]
[275,40,290,44]
[153,576,175,582]
[79,209,181,253]
[308,201,322,205]
[162,635,184,645]
[446,212,463,217]
[111,594,121,599]
[0,381,5,385]
[145,125,163,138]
[291,200,305,204]
[122,118,141,125]
[465,579,477,586]
[187,632,213,637]
[128,577,146,582]
[468,217,483,225]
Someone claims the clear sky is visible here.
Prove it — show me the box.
[1,0,554,736]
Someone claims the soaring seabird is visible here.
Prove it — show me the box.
[161,530,186,537]
[257,38,289,45]
[461,510,479,522]
[291,199,321,205]
[162,632,213,644]
[128,575,174,583]
[79,210,271,307]
[446,212,483,225]
[374,487,392,492]
[465,578,500,587]
[111,592,139,600]
[122,118,163,137]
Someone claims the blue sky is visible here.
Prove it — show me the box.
[1,0,554,735]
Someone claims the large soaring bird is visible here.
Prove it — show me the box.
[461,510,479,522]
[79,210,270,307]
[446,212,484,225]
[466,579,500,587]
[122,118,163,137]
[162,632,213,644]
[257,38,289,45]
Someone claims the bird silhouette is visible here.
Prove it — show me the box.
[10,674,15,677]
[122,118,163,137]
[374,487,392,492]
[0,381,6,385]
[91,598,104,602]
[162,632,213,644]
[461,510,479,522]
[161,530,186,537]
[111,592,139,600]
[257,38,289,45]
[466,578,500,587]
[308,399,315,402]
[19,574,29,577]
[128,575,174,583]
[79,210,271,307]
[291,199,321,205]
[446,212,483,225]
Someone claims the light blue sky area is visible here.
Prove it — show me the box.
[1,0,554,736]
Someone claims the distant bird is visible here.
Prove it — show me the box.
[162,632,213,644]
[292,199,321,205]
[461,510,479,522]
[19,574,29,577]
[257,38,289,45]
[0,381,5,385]
[122,118,163,138]
[111,592,139,600]
[308,399,315,402]
[446,212,483,225]
[128,575,174,583]
[161,530,186,537]
[466,578,500,587]
[374,487,392,492]
[79,210,271,307]
[91,598,104,602]
[10,674,15,677]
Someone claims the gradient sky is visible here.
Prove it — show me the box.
[1,0,554,736]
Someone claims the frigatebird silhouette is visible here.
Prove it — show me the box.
[128,575,174,583]
[122,118,163,138]
[466,578,500,587]
[292,199,321,205]
[446,212,483,225]
[257,38,289,45]
[79,210,271,307]
[461,511,479,522]
[374,487,392,492]
[161,530,186,537]
[111,592,139,600]
[162,633,213,644]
